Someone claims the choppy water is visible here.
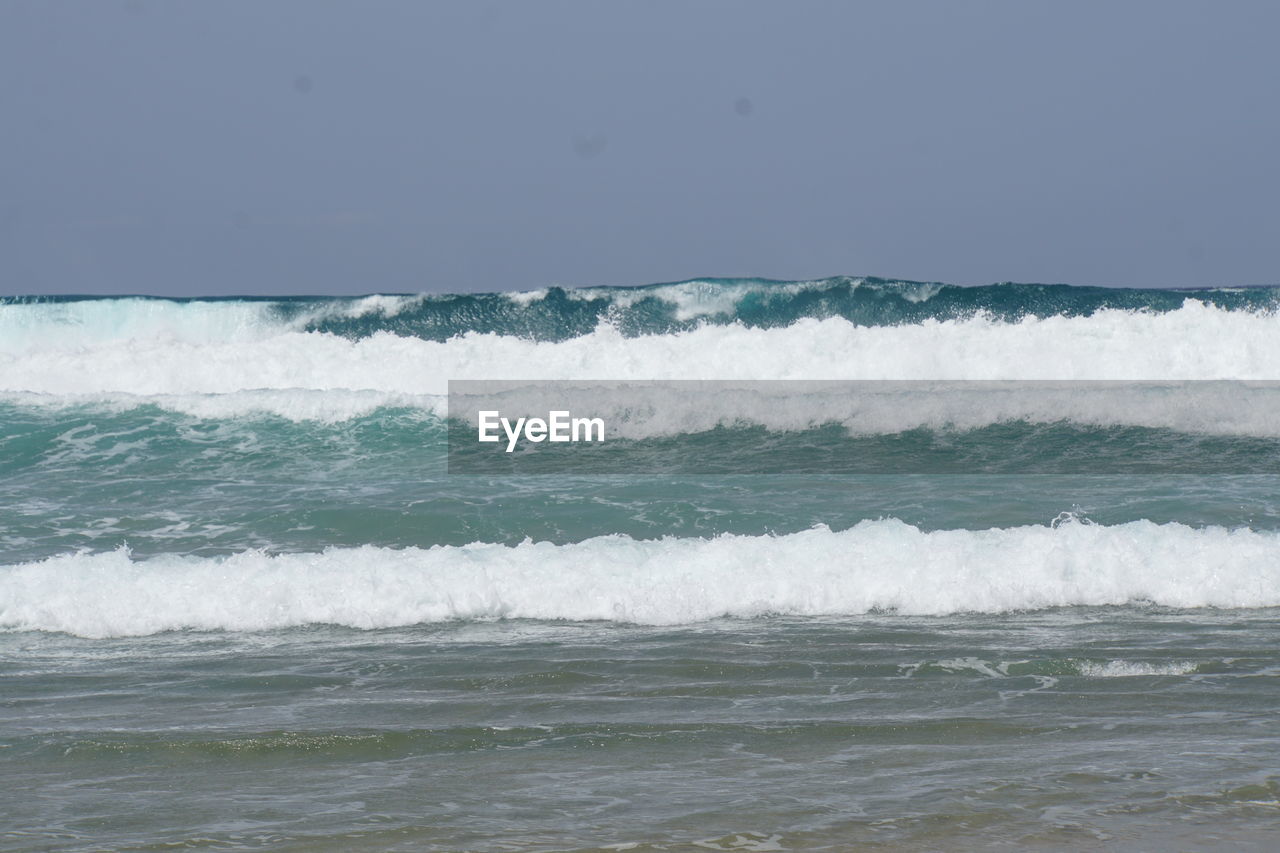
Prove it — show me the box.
[3,278,1280,850]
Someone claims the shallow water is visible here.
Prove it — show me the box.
[4,612,1279,851]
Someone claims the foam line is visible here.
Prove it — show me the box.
[4,519,1277,637]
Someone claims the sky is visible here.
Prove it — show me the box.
[2,0,1279,296]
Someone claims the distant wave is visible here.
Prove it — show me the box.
[4,519,1279,637]
[3,277,1278,349]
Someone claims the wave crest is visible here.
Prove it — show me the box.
[3,301,1280,410]
[4,519,1278,637]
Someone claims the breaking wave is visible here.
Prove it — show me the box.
[4,519,1279,637]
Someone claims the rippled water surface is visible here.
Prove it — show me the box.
[4,612,1280,851]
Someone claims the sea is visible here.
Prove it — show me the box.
[3,277,1280,851]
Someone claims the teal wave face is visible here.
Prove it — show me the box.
[4,401,1280,564]
[6,278,1279,344]
[303,278,1280,340]
[11,399,1280,479]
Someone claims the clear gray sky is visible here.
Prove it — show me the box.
[2,0,1278,295]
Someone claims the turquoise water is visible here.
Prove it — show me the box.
[3,279,1280,850]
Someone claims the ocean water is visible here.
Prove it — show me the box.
[3,277,1280,851]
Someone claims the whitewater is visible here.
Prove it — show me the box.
[4,519,1279,637]
[3,301,1280,404]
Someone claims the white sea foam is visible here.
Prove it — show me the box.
[0,298,289,353]
[1077,660,1200,677]
[0,295,430,356]
[0,301,1279,395]
[2,298,1280,424]
[0,389,446,423]
[333,294,428,319]
[3,519,1279,638]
